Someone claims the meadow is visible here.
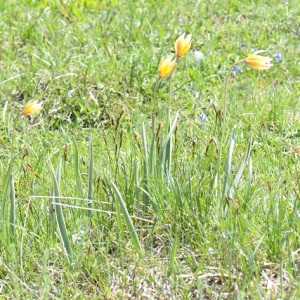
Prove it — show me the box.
[0,0,300,298]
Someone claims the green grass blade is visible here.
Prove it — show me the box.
[50,160,73,264]
[160,111,179,175]
[9,174,15,236]
[1,158,14,223]
[228,135,252,199]
[72,137,83,198]
[160,111,179,153]
[141,123,149,208]
[165,110,173,179]
[149,124,157,178]
[141,123,148,162]
[248,157,253,190]
[111,181,142,254]
[88,135,93,216]
[133,159,140,209]
[114,185,125,243]
[222,126,236,200]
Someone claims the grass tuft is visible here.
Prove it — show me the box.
[0,0,299,298]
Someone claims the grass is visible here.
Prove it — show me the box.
[1,0,300,298]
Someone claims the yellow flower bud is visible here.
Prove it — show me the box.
[175,33,192,58]
[244,50,273,70]
[158,56,177,78]
[22,100,42,117]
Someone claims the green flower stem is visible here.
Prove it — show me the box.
[168,71,174,118]
[167,57,179,127]
[152,79,161,135]
[218,60,244,202]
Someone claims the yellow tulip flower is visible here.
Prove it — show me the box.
[175,33,192,58]
[158,56,177,78]
[22,100,43,117]
[244,50,273,70]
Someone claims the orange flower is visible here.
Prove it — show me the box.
[175,33,192,58]
[244,50,273,70]
[22,100,42,117]
[158,56,176,78]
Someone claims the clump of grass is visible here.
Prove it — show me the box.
[0,0,299,299]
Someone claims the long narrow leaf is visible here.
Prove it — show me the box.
[141,123,149,208]
[149,126,156,178]
[111,181,142,254]
[141,123,148,163]
[228,135,252,198]
[50,160,73,264]
[88,135,93,216]
[222,126,236,200]
[114,188,125,241]
[160,111,179,159]
[9,174,15,236]
[1,158,14,223]
[160,111,179,175]
[165,110,173,179]
[72,137,83,198]
[133,159,140,209]
[248,157,252,190]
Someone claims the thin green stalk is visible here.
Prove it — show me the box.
[20,194,31,276]
[141,123,150,209]
[164,59,179,179]
[217,60,244,203]
[114,109,126,179]
[152,79,161,135]
[1,159,14,227]
[72,137,83,199]
[1,116,17,231]
[160,111,179,179]
[168,71,174,119]
[88,134,93,219]
[167,57,179,123]
[9,174,15,237]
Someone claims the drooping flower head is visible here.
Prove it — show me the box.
[244,50,273,70]
[158,56,176,78]
[175,33,192,58]
[22,100,42,117]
